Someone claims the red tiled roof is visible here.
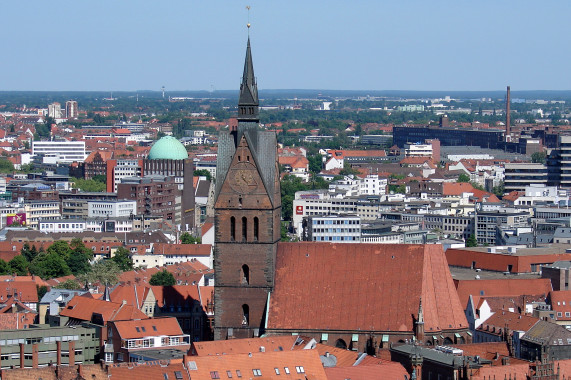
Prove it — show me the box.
[442,182,500,202]
[109,285,150,309]
[325,363,408,380]
[278,155,309,169]
[470,363,530,380]
[268,243,467,333]
[151,243,211,257]
[455,279,552,309]
[0,281,38,303]
[180,350,327,379]
[108,362,190,380]
[549,290,571,321]
[400,157,434,165]
[151,285,201,308]
[112,317,183,339]
[477,310,539,335]
[59,295,149,323]
[191,336,297,356]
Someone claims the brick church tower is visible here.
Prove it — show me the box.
[213,37,281,340]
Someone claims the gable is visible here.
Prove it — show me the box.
[215,133,275,207]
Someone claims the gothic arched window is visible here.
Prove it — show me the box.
[230,217,236,241]
[253,217,259,241]
[241,264,250,285]
[242,216,247,242]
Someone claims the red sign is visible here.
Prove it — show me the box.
[296,206,303,215]
[7,213,26,226]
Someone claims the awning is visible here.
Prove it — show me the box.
[432,335,438,340]
[467,331,473,336]
[455,333,461,338]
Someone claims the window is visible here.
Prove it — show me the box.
[241,264,250,285]
[274,368,280,375]
[105,352,113,363]
[295,366,305,374]
[230,217,236,241]
[242,304,249,326]
[284,367,290,374]
[254,217,259,241]
[252,369,262,377]
[236,370,242,378]
[210,371,220,379]
[242,217,248,241]
[226,371,232,378]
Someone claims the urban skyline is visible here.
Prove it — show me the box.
[2,1,571,91]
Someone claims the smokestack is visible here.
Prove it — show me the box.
[506,86,511,141]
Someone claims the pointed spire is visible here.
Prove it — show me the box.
[238,37,259,122]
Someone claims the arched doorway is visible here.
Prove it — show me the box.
[335,339,347,349]
[443,337,453,345]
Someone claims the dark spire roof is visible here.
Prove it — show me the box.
[238,37,259,121]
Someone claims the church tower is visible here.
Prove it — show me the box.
[213,37,281,340]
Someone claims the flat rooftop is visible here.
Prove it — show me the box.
[449,266,541,281]
[449,244,571,257]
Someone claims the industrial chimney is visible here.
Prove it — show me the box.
[505,86,511,141]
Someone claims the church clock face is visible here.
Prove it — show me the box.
[230,162,257,194]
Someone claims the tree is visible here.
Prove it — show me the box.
[29,252,71,279]
[180,232,201,244]
[111,247,134,271]
[150,269,176,286]
[71,177,106,192]
[8,255,28,275]
[0,158,14,174]
[0,259,10,275]
[79,260,121,286]
[493,181,505,198]
[466,234,478,247]
[55,279,81,290]
[47,241,72,261]
[531,151,546,164]
[307,155,323,174]
[37,285,48,301]
[67,238,93,275]
[193,169,212,181]
[457,173,470,183]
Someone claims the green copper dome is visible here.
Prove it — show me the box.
[148,136,188,160]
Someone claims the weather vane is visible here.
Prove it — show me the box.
[246,5,251,33]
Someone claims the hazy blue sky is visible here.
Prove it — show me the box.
[2,1,569,91]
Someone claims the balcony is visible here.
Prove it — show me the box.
[120,334,190,350]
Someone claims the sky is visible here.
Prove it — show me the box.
[2,1,570,92]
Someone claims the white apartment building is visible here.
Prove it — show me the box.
[328,175,387,197]
[38,218,133,233]
[404,143,433,158]
[360,175,387,196]
[32,141,86,164]
[65,101,78,118]
[292,190,381,235]
[39,220,86,233]
[112,160,142,192]
[47,102,62,118]
[302,214,361,243]
[88,200,137,218]
[25,200,61,228]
